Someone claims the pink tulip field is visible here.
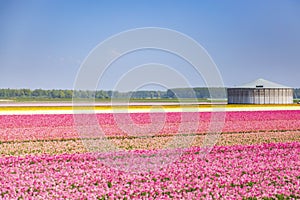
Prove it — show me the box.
[0,109,300,199]
[1,110,300,141]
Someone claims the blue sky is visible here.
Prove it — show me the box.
[0,0,300,90]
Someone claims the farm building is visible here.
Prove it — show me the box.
[227,78,293,104]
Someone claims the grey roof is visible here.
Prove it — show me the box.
[237,78,291,88]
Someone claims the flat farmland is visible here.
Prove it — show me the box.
[0,103,299,199]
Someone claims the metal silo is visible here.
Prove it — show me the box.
[227,78,293,104]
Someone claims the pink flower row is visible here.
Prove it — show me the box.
[1,110,300,141]
[0,142,299,199]
[2,110,300,128]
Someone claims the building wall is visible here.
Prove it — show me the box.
[227,88,293,104]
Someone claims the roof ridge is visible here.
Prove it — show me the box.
[237,78,291,88]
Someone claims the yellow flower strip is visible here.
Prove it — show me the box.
[0,104,300,115]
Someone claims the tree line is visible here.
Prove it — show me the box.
[0,88,229,99]
[294,88,300,99]
[1,88,299,100]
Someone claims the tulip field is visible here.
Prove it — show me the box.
[0,105,300,199]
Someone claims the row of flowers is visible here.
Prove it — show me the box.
[2,110,300,128]
[1,130,299,157]
[1,111,300,141]
[0,142,299,199]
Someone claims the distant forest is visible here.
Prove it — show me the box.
[0,88,227,99]
[0,88,300,100]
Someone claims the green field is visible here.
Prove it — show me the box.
[0,97,226,103]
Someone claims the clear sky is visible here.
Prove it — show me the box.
[0,0,300,90]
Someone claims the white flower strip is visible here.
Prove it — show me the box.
[0,105,300,115]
